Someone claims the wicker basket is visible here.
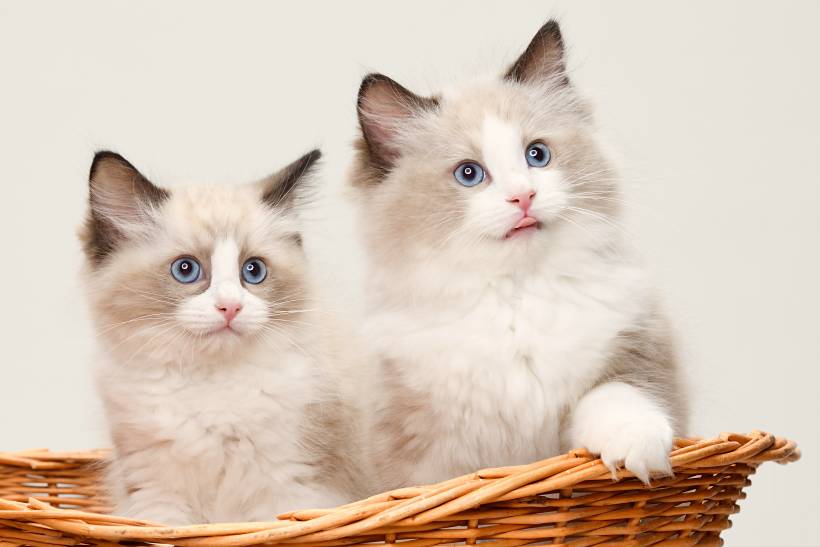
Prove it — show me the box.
[0,431,799,547]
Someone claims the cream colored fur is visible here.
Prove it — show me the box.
[351,22,688,491]
[81,151,360,524]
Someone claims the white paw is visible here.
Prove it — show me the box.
[569,382,675,484]
[596,419,673,483]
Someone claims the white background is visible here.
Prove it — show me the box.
[0,2,817,545]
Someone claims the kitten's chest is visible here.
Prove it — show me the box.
[104,353,316,453]
[371,270,643,423]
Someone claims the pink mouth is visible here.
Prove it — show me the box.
[505,216,540,239]
[210,324,239,336]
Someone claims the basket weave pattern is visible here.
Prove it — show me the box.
[0,431,799,546]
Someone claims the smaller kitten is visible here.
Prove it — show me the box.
[80,149,358,524]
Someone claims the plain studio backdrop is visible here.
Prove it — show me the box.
[1,1,817,545]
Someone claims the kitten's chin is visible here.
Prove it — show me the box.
[180,323,251,352]
[451,220,561,272]
[208,324,243,336]
[186,327,253,358]
[183,318,263,338]
[182,323,238,337]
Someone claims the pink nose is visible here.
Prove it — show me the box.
[216,302,242,323]
[507,191,536,213]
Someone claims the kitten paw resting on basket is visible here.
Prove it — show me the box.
[80,150,360,524]
[350,20,687,492]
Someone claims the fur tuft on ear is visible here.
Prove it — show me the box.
[505,20,569,86]
[81,151,169,264]
[260,148,322,209]
[357,73,438,169]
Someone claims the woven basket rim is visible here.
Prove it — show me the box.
[0,431,800,546]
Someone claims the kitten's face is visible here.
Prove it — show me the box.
[354,22,618,271]
[81,151,319,363]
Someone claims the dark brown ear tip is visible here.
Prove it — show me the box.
[505,19,568,84]
[297,148,322,172]
[260,148,323,208]
[540,19,563,40]
[91,149,122,170]
[531,20,565,52]
[89,150,131,183]
[358,73,393,106]
[361,72,392,88]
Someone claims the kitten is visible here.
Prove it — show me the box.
[80,150,359,524]
[351,21,688,490]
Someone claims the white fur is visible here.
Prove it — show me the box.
[359,113,676,487]
[98,338,342,523]
[95,234,346,524]
[87,179,351,524]
[568,381,673,483]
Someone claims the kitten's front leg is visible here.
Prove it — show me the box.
[567,381,673,483]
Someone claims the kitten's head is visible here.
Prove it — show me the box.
[80,150,320,364]
[353,21,619,275]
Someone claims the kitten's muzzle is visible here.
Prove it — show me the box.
[505,190,540,239]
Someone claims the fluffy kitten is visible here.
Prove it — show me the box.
[80,150,358,524]
[351,21,688,490]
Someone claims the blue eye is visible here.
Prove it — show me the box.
[525,142,551,168]
[453,162,486,187]
[170,257,201,284]
[242,258,267,285]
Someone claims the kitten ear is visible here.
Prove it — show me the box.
[357,73,438,168]
[505,20,569,85]
[82,151,169,262]
[260,148,321,209]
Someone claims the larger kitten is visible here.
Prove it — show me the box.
[352,21,688,490]
[80,150,358,524]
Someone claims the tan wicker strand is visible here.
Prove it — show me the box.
[0,431,800,547]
